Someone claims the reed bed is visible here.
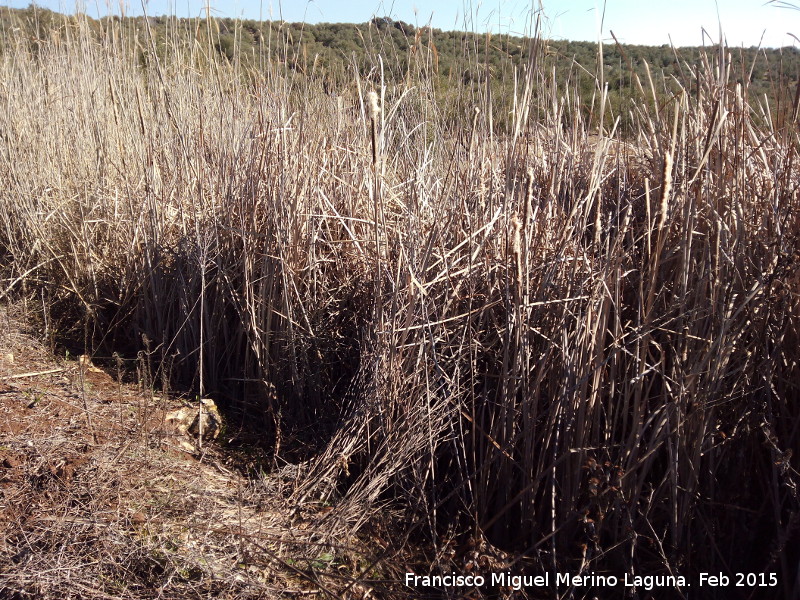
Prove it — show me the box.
[0,12,798,598]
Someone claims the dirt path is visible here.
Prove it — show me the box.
[0,307,390,599]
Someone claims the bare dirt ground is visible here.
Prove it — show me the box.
[0,306,399,599]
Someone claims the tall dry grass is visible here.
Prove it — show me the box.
[0,10,798,597]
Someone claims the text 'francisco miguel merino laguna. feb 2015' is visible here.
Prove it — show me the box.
[403,571,781,593]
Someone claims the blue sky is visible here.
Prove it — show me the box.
[3,1,799,47]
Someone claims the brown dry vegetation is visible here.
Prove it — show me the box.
[0,9,799,600]
[0,305,400,599]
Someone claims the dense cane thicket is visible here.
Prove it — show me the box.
[0,8,799,598]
